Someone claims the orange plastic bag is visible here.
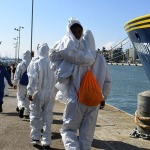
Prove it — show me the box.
[77,54,104,106]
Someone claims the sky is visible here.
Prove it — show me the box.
[0,0,150,58]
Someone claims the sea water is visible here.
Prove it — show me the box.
[107,65,150,115]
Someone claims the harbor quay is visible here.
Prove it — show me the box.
[107,62,142,66]
[0,88,150,150]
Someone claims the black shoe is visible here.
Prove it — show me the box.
[16,107,19,112]
[0,105,3,112]
[19,107,24,118]
[43,145,51,150]
[24,115,30,119]
[4,94,9,97]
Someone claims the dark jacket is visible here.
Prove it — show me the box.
[0,65,12,91]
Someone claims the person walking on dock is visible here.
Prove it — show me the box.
[50,18,111,150]
[13,50,31,118]
[27,43,56,150]
[0,61,13,112]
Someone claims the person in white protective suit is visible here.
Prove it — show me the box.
[50,18,95,104]
[27,44,45,135]
[52,29,96,104]
[13,50,31,118]
[27,43,56,150]
[50,18,112,150]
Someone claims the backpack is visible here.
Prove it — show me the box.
[19,64,28,86]
[77,53,104,106]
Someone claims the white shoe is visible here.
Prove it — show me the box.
[31,139,40,144]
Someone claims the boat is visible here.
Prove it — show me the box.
[124,14,150,82]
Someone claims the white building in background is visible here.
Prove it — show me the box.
[125,48,139,63]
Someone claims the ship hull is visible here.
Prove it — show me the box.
[124,14,150,82]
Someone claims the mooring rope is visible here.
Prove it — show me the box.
[135,111,150,129]
[135,111,150,121]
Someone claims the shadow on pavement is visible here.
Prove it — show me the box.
[2,112,18,116]
[51,148,64,150]
[96,124,101,127]
[22,119,30,122]
[33,144,43,150]
[53,112,63,116]
[52,119,63,125]
[33,144,64,150]
[92,139,149,150]
[52,132,62,140]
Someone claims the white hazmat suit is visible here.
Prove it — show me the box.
[50,18,95,105]
[14,50,31,116]
[27,43,55,146]
[50,18,112,150]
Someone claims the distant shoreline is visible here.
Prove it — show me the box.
[107,62,143,66]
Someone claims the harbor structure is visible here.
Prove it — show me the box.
[0,88,150,149]
[124,13,150,138]
[102,47,139,64]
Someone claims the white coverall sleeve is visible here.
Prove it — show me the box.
[27,63,39,96]
[27,59,37,77]
[55,60,74,82]
[27,77,37,95]
[50,48,94,66]
[13,64,22,85]
[59,48,95,66]
[102,67,112,101]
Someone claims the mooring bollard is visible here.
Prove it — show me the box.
[135,91,150,138]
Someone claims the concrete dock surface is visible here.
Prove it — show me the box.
[0,88,150,150]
